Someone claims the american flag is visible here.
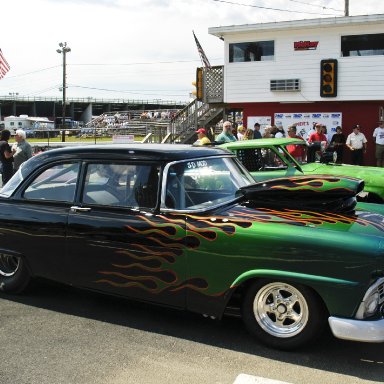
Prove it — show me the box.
[0,49,10,79]
[193,31,211,69]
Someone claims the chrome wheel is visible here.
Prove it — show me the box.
[0,253,20,277]
[253,282,309,338]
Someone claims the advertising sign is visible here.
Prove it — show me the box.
[274,112,342,139]
[247,116,272,135]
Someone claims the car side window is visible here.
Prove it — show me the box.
[236,148,288,171]
[23,162,80,202]
[82,163,160,209]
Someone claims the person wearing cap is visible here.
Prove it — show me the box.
[373,121,384,167]
[346,124,367,165]
[216,121,237,143]
[12,129,33,172]
[194,128,211,145]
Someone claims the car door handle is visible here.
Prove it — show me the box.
[70,206,92,213]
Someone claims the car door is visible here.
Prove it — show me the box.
[66,161,187,308]
[0,161,80,283]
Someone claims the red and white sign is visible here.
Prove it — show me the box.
[294,41,319,51]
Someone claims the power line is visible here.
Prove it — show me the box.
[4,65,61,79]
[210,0,343,15]
[69,85,189,97]
[286,0,343,12]
[71,59,205,66]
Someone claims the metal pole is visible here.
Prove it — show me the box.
[345,0,349,16]
[61,48,66,142]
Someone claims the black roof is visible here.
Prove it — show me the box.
[29,143,232,166]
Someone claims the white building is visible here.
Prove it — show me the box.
[3,115,55,135]
[209,14,384,165]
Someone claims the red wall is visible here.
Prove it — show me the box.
[229,100,384,166]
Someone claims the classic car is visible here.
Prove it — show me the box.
[221,138,384,203]
[0,144,383,350]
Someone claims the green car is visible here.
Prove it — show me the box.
[221,138,384,203]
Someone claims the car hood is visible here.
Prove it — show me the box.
[301,162,379,178]
[238,175,363,213]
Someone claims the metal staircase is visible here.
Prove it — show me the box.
[168,99,224,143]
[168,65,225,143]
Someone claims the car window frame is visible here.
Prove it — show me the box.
[160,155,254,213]
[78,160,162,212]
[17,160,82,205]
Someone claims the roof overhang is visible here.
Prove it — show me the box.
[209,14,384,39]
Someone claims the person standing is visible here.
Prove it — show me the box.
[0,129,14,186]
[330,126,346,163]
[253,123,262,139]
[308,123,328,144]
[286,125,306,162]
[373,121,384,167]
[243,128,254,140]
[274,126,286,138]
[216,121,237,143]
[237,125,245,140]
[194,128,211,145]
[346,125,367,165]
[307,123,328,162]
[12,129,33,172]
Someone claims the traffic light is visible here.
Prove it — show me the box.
[320,59,338,97]
[192,67,203,101]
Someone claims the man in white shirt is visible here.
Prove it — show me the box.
[373,121,384,167]
[346,125,367,166]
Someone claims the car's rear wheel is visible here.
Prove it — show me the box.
[0,253,31,293]
[242,280,327,350]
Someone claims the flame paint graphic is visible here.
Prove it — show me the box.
[95,206,384,295]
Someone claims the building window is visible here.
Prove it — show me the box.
[229,41,274,62]
[341,33,384,57]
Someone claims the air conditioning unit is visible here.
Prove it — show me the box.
[270,79,300,91]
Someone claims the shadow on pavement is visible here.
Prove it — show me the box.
[1,280,383,382]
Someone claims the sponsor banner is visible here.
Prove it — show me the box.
[274,112,342,139]
[247,116,272,135]
[112,134,135,143]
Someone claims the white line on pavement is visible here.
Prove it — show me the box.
[233,374,294,384]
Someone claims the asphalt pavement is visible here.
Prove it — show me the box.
[0,281,383,384]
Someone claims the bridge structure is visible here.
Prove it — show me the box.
[0,95,187,125]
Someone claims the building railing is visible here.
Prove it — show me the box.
[0,95,188,105]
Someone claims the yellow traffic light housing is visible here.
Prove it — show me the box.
[320,59,338,97]
[192,67,203,101]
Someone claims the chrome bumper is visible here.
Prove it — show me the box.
[329,316,384,342]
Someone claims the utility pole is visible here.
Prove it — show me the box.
[56,42,71,142]
[345,0,349,16]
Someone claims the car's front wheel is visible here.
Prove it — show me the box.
[242,280,327,350]
[0,253,31,293]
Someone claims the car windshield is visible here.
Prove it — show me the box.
[163,156,254,211]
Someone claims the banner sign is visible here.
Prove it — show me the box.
[274,112,342,139]
[247,116,272,135]
[112,134,134,143]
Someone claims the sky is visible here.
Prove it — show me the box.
[1,0,383,103]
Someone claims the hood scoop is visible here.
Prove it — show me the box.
[239,176,364,213]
